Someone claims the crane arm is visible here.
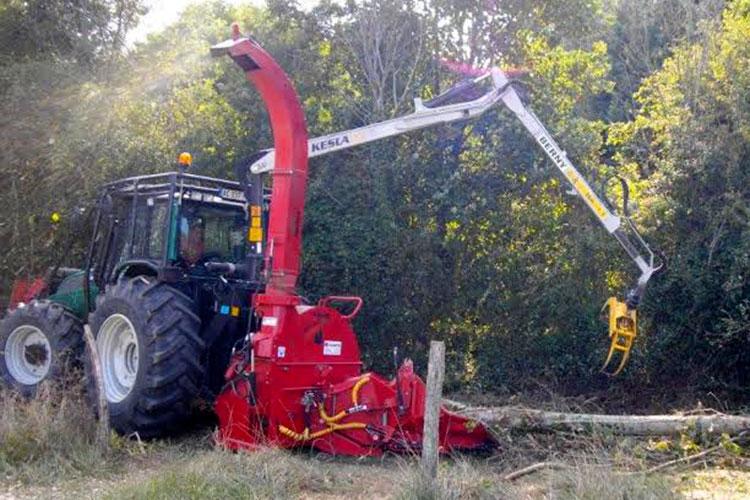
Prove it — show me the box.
[249,71,505,174]
[489,68,662,374]
[491,69,658,299]
[248,66,661,375]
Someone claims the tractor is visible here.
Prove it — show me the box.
[1,160,267,437]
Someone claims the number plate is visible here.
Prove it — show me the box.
[218,188,245,202]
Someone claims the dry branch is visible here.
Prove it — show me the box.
[445,400,750,437]
[636,432,745,475]
[503,461,568,481]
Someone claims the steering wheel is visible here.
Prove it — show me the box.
[194,252,223,267]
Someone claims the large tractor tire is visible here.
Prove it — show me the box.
[0,300,84,397]
[89,277,204,437]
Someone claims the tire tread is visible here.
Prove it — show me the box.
[89,278,203,437]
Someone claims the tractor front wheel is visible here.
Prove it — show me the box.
[89,277,204,437]
[0,300,84,396]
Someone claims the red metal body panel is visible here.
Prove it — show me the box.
[216,302,363,448]
[215,299,494,455]
[212,30,495,455]
[8,278,47,311]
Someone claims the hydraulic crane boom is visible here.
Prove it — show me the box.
[248,66,661,375]
[248,69,511,174]
[490,69,661,374]
[490,69,658,294]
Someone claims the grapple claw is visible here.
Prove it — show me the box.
[601,297,637,376]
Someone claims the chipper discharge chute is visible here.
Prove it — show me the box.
[210,25,494,454]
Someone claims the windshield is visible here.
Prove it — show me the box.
[178,201,247,266]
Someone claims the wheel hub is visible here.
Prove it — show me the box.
[4,325,52,385]
[97,314,139,403]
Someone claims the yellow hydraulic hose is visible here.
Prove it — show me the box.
[320,375,370,423]
[351,375,370,406]
[280,375,372,441]
[319,404,346,424]
[279,425,327,442]
[279,422,367,442]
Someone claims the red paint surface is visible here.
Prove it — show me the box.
[226,36,309,295]
[215,298,494,455]
[8,278,47,311]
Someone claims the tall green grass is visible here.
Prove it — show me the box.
[0,383,115,484]
[393,457,677,500]
[0,386,685,498]
[547,464,678,500]
[393,458,520,500]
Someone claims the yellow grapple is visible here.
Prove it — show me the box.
[601,297,637,376]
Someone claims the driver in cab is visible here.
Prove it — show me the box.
[180,215,205,266]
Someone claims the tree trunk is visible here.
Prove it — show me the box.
[445,400,750,436]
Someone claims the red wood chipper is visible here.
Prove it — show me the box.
[210,26,495,455]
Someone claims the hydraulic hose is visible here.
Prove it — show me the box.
[278,422,367,442]
[320,375,370,424]
[282,375,372,440]
[351,375,370,406]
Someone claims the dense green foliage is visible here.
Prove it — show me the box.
[0,0,747,402]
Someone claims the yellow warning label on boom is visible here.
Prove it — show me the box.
[562,167,608,220]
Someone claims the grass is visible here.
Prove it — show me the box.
[544,465,678,500]
[0,391,747,499]
[0,381,134,485]
[0,383,99,482]
[392,458,678,500]
[106,449,684,500]
[107,448,338,499]
[393,458,522,499]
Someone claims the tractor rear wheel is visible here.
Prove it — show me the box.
[89,277,204,437]
[0,300,84,396]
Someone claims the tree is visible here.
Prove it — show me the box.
[609,0,750,396]
[0,0,145,65]
[606,0,724,118]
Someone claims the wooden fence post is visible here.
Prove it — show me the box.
[83,324,110,452]
[421,341,445,480]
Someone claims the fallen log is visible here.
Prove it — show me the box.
[445,400,750,436]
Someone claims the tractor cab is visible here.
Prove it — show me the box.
[88,172,263,288]
[81,169,268,400]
